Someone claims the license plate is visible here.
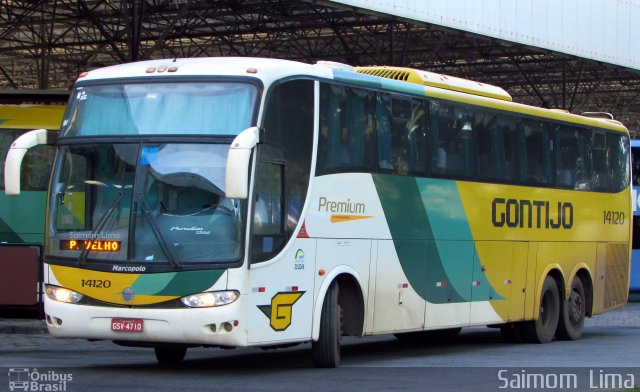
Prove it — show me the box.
[111,318,144,332]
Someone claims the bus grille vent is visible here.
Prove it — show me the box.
[357,68,410,81]
[604,243,630,308]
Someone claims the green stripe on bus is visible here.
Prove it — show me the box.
[373,174,465,303]
[373,174,502,303]
[155,269,225,296]
[416,178,500,301]
[130,272,177,295]
[130,269,224,296]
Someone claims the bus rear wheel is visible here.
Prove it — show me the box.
[521,275,560,343]
[154,346,187,365]
[556,276,586,340]
[312,280,341,368]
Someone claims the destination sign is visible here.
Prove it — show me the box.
[60,240,121,252]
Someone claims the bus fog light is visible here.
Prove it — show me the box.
[181,291,239,308]
[45,285,83,303]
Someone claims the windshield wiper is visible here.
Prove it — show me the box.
[79,191,124,265]
[135,193,180,269]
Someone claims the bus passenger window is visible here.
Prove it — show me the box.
[476,113,516,182]
[555,127,579,189]
[380,97,428,176]
[607,133,630,192]
[390,97,412,174]
[376,93,393,170]
[318,85,374,172]
[574,130,594,191]
[518,120,552,186]
[406,100,428,174]
[591,131,609,191]
[429,101,474,178]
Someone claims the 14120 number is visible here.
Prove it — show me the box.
[603,210,625,225]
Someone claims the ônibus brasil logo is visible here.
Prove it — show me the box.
[8,368,73,391]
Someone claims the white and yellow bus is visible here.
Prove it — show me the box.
[4,58,631,367]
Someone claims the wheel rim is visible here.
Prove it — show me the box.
[569,290,584,326]
[540,290,552,328]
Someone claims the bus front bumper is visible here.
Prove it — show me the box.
[43,295,247,347]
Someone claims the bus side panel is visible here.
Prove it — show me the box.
[471,241,528,324]
[594,243,630,312]
[593,243,607,314]
[364,240,378,335]
[246,238,317,345]
[314,238,371,332]
[593,242,631,315]
[524,242,538,320]
[372,239,425,333]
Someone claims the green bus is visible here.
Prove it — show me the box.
[0,90,67,307]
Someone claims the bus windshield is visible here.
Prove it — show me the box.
[61,82,257,137]
[48,143,243,264]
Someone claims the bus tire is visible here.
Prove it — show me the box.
[520,275,560,343]
[556,276,586,341]
[312,280,341,368]
[154,346,187,365]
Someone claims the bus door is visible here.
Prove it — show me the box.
[245,146,317,344]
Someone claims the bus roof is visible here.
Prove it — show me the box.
[75,57,629,134]
[355,65,513,102]
[77,57,334,86]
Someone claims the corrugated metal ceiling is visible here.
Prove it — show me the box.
[1,0,638,130]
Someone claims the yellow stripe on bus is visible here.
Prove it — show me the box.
[330,214,374,223]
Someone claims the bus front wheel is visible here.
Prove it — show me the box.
[154,346,187,365]
[521,275,560,343]
[556,276,586,340]
[312,280,342,367]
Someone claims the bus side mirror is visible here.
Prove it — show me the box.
[4,129,54,196]
[225,127,260,199]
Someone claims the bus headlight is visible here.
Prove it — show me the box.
[181,291,239,308]
[45,285,84,303]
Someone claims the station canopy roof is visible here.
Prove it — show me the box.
[1,0,639,132]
